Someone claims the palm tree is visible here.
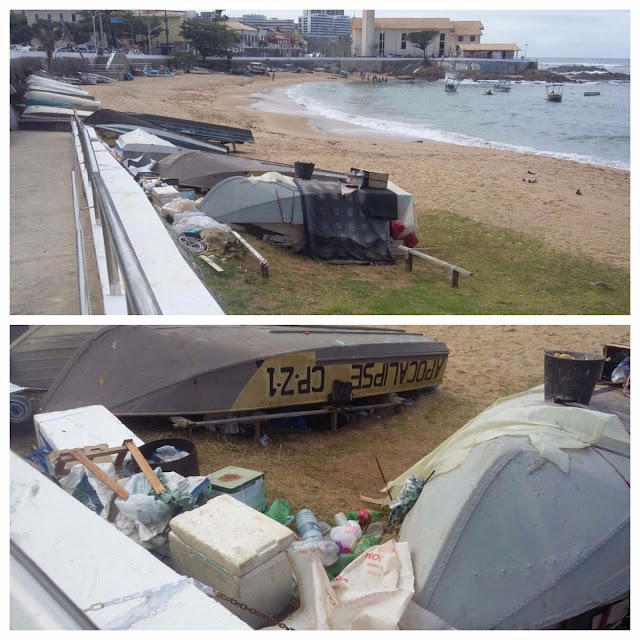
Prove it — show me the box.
[33,20,60,67]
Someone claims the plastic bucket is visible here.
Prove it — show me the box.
[294,161,315,180]
[134,438,199,476]
[544,350,605,405]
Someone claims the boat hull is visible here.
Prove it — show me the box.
[24,90,101,111]
[38,326,449,416]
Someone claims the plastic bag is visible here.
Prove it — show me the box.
[265,498,294,525]
[267,540,414,630]
[148,445,188,464]
[114,494,173,542]
[172,216,231,234]
[59,462,116,520]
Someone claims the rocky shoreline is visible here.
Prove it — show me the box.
[410,63,629,83]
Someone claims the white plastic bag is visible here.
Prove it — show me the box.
[59,462,116,520]
[172,215,231,234]
[114,494,173,542]
[270,540,414,630]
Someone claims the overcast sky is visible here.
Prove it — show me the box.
[223,8,630,58]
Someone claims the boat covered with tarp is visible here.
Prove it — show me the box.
[154,150,342,190]
[38,326,449,416]
[394,386,630,630]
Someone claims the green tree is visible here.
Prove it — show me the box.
[10,13,32,45]
[406,30,440,59]
[32,20,61,65]
[180,19,240,64]
[62,21,93,46]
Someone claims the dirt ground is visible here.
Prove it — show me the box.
[10,325,629,523]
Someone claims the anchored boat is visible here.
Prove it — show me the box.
[38,326,449,416]
[444,74,460,92]
[546,83,564,102]
[493,79,511,92]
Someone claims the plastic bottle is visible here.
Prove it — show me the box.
[296,508,323,542]
[292,540,340,567]
[354,534,379,556]
[366,521,385,540]
[611,357,630,383]
[334,512,348,526]
[326,553,358,580]
[347,509,384,527]
[329,519,362,553]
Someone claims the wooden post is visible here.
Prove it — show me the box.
[404,251,413,272]
[254,420,262,443]
[124,440,166,495]
[330,411,338,432]
[451,267,459,288]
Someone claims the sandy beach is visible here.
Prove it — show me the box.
[90,73,630,270]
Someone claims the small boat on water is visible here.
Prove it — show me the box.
[444,74,460,92]
[546,83,564,102]
[493,79,511,92]
[483,89,493,95]
[584,91,601,96]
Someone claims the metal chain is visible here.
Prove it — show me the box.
[210,589,295,630]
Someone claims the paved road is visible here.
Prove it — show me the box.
[10,130,101,315]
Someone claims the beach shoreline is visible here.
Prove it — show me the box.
[89,73,630,270]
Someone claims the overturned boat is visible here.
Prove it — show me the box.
[397,386,630,630]
[38,326,448,417]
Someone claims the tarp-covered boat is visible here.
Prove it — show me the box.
[397,386,630,630]
[38,326,449,416]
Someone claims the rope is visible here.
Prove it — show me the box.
[178,234,208,254]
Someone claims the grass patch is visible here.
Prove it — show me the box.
[199,210,629,315]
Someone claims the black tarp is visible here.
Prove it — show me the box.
[297,181,395,264]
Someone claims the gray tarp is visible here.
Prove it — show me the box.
[399,386,630,629]
[297,180,396,263]
[154,151,342,190]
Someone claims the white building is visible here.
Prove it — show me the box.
[352,11,484,58]
[299,11,352,38]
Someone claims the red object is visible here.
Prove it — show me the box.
[402,233,419,248]
[390,220,405,240]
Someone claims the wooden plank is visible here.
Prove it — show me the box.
[399,246,472,277]
[51,443,128,476]
[200,254,224,273]
[124,440,166,495]
[230,230,269,278]
[70,449,131,500]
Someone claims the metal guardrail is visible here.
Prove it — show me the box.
[74,114,163,315]
[70,136,91,315]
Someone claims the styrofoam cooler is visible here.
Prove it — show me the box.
[207,466,267,512]
[169,495,295,628]
[33,405,144,451]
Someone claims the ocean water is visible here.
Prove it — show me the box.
[285,57,630,169]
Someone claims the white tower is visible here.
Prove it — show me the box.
[362,9,376,57]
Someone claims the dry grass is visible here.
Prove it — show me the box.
[11,326,628,525]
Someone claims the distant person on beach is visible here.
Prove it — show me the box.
[272,72,275,81]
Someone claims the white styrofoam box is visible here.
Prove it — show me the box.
[33,405,144,452]
[208,466,267,512]
[168,531,294,628]
[150,185,180,206]
[169,494,295,577]
[10,453,249,630]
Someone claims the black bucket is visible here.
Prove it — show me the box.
[134,438,199,476]
[544,350,605,405]
[294,161,315,180]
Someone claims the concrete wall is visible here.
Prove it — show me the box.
[435,57,533,76]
